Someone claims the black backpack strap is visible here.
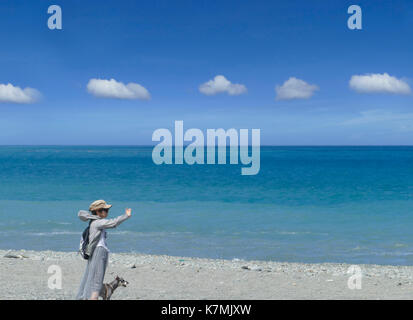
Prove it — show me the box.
[89,219,96,228]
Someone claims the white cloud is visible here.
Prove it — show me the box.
[349,73,411,95]
[87,78,150,100]
[275,77,319,100]
[199,75,247,96]
[0,83,41,104]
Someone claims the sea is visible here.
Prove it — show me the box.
[1,146,413,265]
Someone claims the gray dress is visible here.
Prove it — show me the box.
[76,245,109,300]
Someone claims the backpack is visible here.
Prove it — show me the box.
[79,220,93,260]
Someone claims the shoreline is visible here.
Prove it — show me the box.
[1,249,413,299]
[1,247,412,268]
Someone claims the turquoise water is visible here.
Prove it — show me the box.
[1,146,413,265]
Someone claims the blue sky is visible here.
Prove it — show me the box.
[0,0,412,145]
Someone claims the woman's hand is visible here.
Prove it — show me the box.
[125,208,132,217]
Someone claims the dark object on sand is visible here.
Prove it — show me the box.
[4,254,28,259]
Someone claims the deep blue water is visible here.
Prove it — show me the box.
[1,146,413,265]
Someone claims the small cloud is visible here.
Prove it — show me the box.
[349,73,411,95]
[87,78,150,100]
[199,75,247,96]
[0,83,41,104]
[275,77,319,100]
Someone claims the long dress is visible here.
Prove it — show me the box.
[76,232,109,300]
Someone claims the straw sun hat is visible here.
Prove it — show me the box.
[89,200,112,212]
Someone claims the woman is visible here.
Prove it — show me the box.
[76,200,131,300]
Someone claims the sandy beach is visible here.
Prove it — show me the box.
[1,249,413,300]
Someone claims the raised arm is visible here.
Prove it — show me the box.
[94,208,132,230]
